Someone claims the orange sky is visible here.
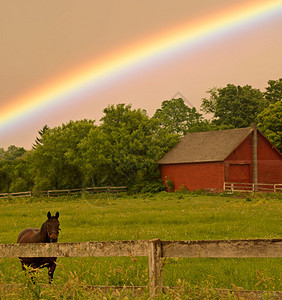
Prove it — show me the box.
[0,0,281,149]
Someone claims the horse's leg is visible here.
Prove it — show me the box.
[48,262,56,283]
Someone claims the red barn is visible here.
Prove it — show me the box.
[158,127,281,192]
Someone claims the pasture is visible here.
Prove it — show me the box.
[0,191,281,299]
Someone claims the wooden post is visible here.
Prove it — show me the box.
[252,124,258,192]
[148,239,163,297]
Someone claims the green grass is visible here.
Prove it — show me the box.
[0,192,281,299]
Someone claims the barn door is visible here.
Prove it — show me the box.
[226,164,251,183]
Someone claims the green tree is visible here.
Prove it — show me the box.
[0,148,4,161]
[31,120,94,190]
[201,84,266,128]
[0,150,33,193]
[264,78,282,104]
[32,125,50,149]
[257,101,282,152]
[153,98,203,136]
[0,161,12,192]
[9,153,33,192]
[0,145,26,161]
[200,87,218,116]
[79,104,179,189]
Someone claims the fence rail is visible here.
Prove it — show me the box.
[1,238,281,297]
[0,186,127,199]
[224,182,282,193]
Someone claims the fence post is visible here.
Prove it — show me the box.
[148,239,163,297]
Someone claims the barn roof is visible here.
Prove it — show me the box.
[158,127,254,164]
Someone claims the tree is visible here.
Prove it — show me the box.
[257,101,282,152]
[201,84,266,128]
[264,78,282,104]
[153,98,203,136]
[0,148,5,161]
[8,153,34,192]
[200,87,217,116]
[31,120,95,190]
[79,104,179,188]
[32,125,50,149]
[0,150,33,193]
[0,145,26,161]
[0,161,12,192]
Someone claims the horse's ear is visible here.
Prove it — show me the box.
[55,212,59,219]
[47,211,51,219]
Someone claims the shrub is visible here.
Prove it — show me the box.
[165,177,174,192]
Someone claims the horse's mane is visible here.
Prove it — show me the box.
[38,220,49,242]
[40,220,47,232]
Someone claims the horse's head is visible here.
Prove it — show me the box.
[46,211,60,243]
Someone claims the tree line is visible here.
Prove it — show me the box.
[0,79,281,193]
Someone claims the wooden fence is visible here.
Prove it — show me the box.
[224,182,282,193]
[0,238,281,297]
[0,186,127,199]
[2,183,281,199]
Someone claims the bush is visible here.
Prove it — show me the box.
[165,177,174,192]
[129,180,166,194]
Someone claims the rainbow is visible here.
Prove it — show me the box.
[1,0,281,129]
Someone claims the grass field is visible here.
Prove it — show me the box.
[0,191,281,299]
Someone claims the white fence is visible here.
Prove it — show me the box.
[224,182,282,193]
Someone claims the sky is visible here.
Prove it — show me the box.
[0,0,282,150]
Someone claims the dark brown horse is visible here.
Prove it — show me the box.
[17,211,60,282]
